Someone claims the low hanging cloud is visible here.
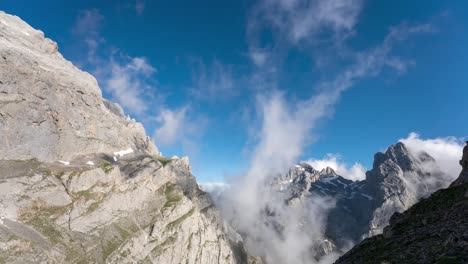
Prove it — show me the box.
[218,5,437,262]
[400,132,464,179]
[305,154,366,181]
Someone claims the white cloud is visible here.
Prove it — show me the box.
[73,10,158,116]
[199,182,231,198]
[219,20,436,264]
[154,107,188,146]
[98,55,156,115]
[249,0,363,45]
[305,154,366,181]
[154,106,208,151]
[400,132,464,179]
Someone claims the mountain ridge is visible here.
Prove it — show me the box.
[0,11,257,264]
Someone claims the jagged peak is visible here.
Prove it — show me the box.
[371,142,416,173]
[319,167,337,177]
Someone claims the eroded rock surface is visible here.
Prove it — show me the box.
[0,11,254,264]
[0,11,157,162]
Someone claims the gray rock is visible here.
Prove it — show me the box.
[0,11,255,264]
[0,11,158,163]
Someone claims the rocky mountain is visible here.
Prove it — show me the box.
[335,164,468,263]
[266,142,452,260]
[0,11,256,264]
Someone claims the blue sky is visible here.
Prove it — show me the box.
[2,0,467,183]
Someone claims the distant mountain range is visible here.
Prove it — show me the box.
[214,142,456,263]
[336,148,468,263]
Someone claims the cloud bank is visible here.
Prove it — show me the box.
[400,132,464,181]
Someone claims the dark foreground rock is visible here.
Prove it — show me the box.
[335,182,468,264]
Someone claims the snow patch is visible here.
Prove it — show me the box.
[114,148,134,157]
[113,156,117,162]
[86,161,95,166]
[58,160,70,165]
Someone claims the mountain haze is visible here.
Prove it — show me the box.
[214,142,457,263]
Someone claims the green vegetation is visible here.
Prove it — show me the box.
[157,157,173,167]
[166,208,195,230]
[114,224,130,241]
[102,238,120,261]
[87,201,102,214]
[100,161,113,174]
[18,200,69,244]
[65,247,88,264]
[163,183,182,208]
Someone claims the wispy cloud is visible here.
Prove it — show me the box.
[220,14,436,263]
[74,9,104,36]
[72,8,209,156]
[153,106,208,155]
[248,0,363,47]
[73,9,158,116]
[101,55,156,115]
[189,58,238,101]
[154,107,188,146]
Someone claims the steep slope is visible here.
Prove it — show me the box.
[0,11,157,162]
[335,144,468,263]
[335,182,468,263]
[0,11,254,264]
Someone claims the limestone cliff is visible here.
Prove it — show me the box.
[0,11,254,264]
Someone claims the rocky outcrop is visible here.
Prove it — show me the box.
[335,182,468,264]
[333,144,468,263]
[0,155,249,263]
[0,11,254,264]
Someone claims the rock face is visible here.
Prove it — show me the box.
[335,182,468,263]
[0,11,157,163]
[265,142,452,260]
[323,143,468,263]
[0,11,253,264]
